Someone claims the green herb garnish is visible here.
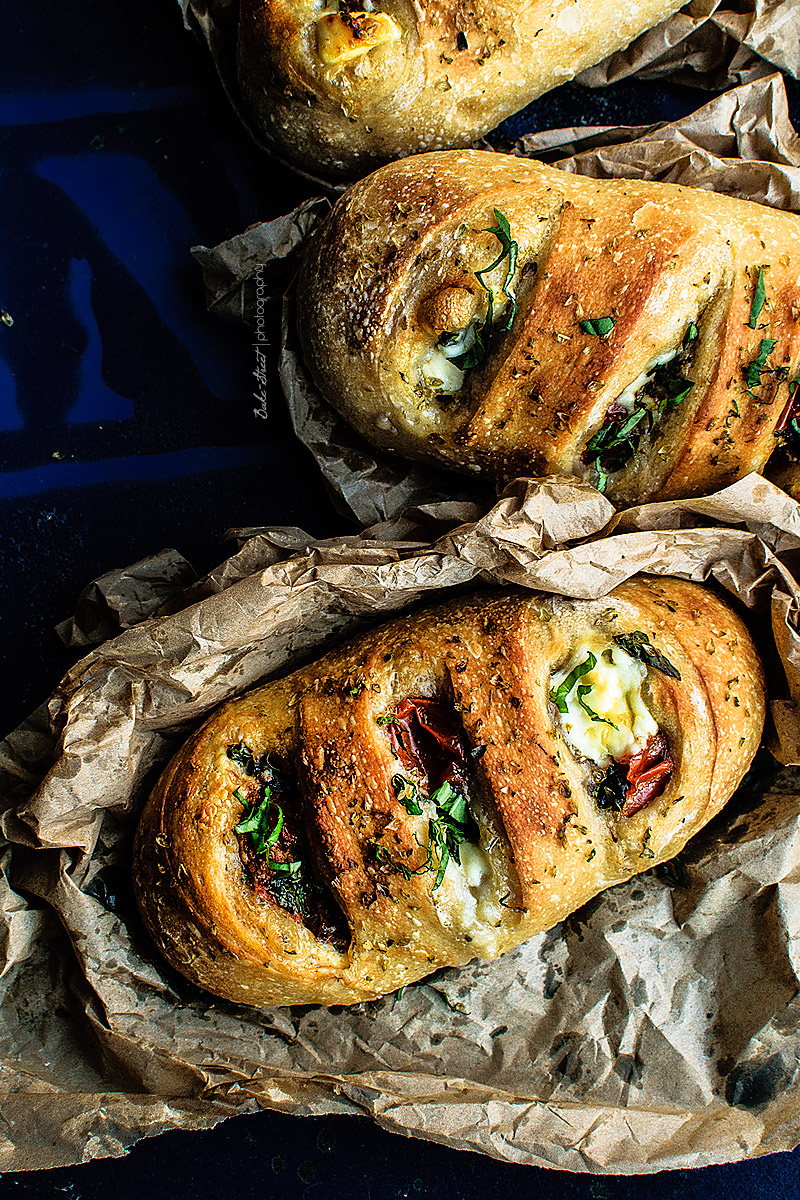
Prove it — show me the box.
[392,774,422,816]
[648,365,695,414]
[550,654,596,713]
[235,785,282,850]
[432,780,468,826]
[576,683,618,730]
[234,784,301,875]
[550,653,616,727]
[227,741,257,775]
[582,410,645,493]
[426,781,470,888]
[477,209,518,332]
[580,316,616,337]
[371,842,413,880]
[447,208,518,371]
[266,859,302,875]
[582,322,698,491]
[613,631,681,679]
[747,266,767,329]
[745,337,777,394]
[401,781,472,891]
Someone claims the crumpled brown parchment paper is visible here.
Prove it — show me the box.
[194,74,800,526]
[3,474,800,1173]
[175,0,799,188]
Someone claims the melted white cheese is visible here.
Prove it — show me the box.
[551,643,657,767]
[436,839,505,956]
[419,324,476,395]
[316,10,399,66]
[612,347,679,414]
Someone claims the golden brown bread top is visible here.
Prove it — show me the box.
[133,579,764,1008]
[237,0,683,176]
[296,151,800,506]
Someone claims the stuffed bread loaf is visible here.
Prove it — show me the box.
[237,0,683,177]
[296,151,800,506]
[134,579,764,1008]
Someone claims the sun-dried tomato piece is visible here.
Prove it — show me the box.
[389,697,470,793]
[620,732,673,817]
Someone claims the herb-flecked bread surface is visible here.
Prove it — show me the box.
[134,579,765,1007]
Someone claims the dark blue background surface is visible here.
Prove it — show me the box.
[3,1,800,1193]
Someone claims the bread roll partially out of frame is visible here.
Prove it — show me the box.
[297,151,800,506]
[134,579,764,1007]
[237,0,683,176]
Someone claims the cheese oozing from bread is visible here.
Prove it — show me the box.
[551,644,657,767]
[316,10,401,67]
[420,324,477,394]
[437,841,505,956]
[611,347,679,414]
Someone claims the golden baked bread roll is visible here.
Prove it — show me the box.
[237,0,683,176]
[297,150,800,506]
[133,579,764,1007]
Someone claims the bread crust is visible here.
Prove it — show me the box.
[133,579,764,1007]
[296,151,800,506]
[236,0,683,176]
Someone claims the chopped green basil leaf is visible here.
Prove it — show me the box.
[580,316,616,337]
[392,774,422,816]
[477,208,519,333]
[266,858,301,875]
[747,266,767,329]
[583,322,697,489]
[235,785,290,855]
[449,208,518,372]
[549,652,597,713]
[431,780,468,826]
[745,337,777,392]
[613,630,681,680]
[575,682,617,729]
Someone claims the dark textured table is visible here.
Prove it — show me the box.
[3,2,800,1192]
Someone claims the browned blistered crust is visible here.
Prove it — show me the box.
[296,151,800,506]
[237,0,683,176]
[133,579,764,1008]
